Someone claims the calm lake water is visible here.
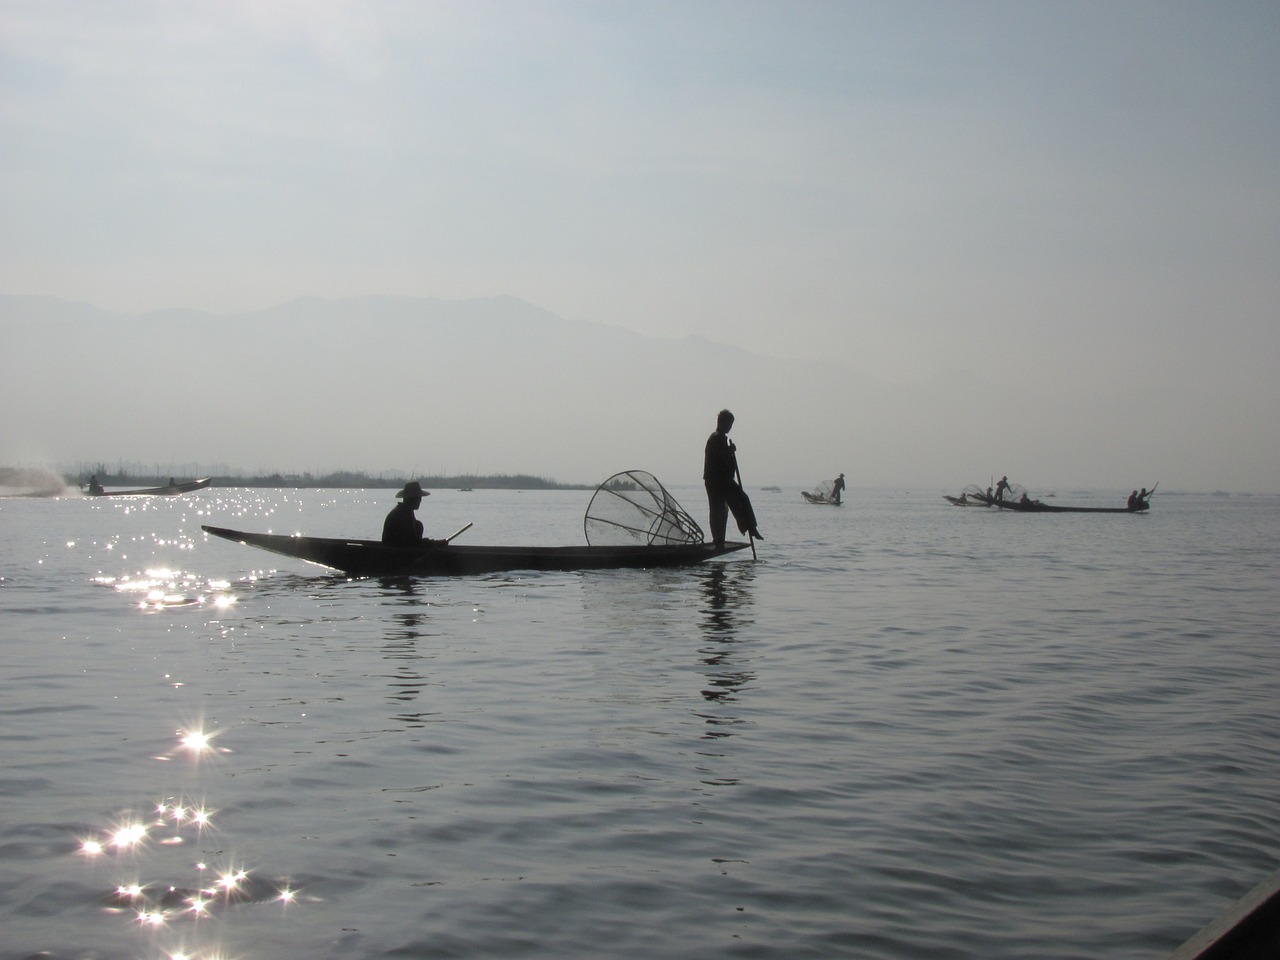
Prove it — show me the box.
[2,485,1278,960]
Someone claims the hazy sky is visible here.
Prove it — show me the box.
[2,1,1278,490]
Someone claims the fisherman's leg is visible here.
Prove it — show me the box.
[705,484,728,545]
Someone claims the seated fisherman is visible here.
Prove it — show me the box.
[382,481,439,546]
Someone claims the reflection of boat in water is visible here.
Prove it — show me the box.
[86,477,212,497]
[202,470,752,578]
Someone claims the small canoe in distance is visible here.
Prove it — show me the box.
[947,482,1149,513]
[977,492,1149,513]
[983,492,1149,513]
[86,477,212,497]
[991,498,1147,514]
[801,491,842,506]
[944,494,990,507]
[201,525,752,578]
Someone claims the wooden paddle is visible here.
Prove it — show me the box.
[445,522,473,542]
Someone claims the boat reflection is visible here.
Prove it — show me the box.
[693,564,757,741]
[376,577,438,725]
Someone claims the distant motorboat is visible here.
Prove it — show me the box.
[84,477,212,497]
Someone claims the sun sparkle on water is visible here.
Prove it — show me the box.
[70,724,298,950]
[179,729,214,753]
[111,822,148,848]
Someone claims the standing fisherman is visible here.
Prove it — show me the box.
[703,409,762,547]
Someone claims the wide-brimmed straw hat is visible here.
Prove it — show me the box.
[396,481,430,499]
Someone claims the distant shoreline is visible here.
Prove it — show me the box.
[62,469,594,492]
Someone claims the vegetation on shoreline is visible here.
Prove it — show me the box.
[61,464,591,491]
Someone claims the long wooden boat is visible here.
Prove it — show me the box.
[202,525,751,577]
[979,493,1148,514]
[86,477,212,497]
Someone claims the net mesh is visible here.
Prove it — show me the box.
[584,470,704,546]
[806,479,836,500]
[950,484,992,504]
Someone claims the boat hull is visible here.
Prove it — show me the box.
[983,495,1147,514]
[202,525,751,577]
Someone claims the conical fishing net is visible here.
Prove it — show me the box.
[584,470,704,546]
[807,479,836,500]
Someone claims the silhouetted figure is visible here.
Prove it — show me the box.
[87,475,104,495]
[703,409,761,547]
[1127,490,1139,510]
[831,473,846,505]
[168,477,176,488]
[994,476,1011,501]
[383,481,432,546]
[1134,488,1152,511]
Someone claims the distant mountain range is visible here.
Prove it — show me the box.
[0,292,1171,490]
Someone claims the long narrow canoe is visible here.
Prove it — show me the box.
[87,477,212,497]
[202,525,751,577]
[981,494,1148,514]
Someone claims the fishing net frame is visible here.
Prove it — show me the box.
[807,479,836,500]
[584,470,705,546]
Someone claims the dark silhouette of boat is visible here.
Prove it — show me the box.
[947,482,1152,513]
[202,525,749,577]
[201,470,752,577]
